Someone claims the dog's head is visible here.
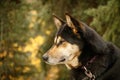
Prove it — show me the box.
[43,13,86,69]
[42,13,107,69]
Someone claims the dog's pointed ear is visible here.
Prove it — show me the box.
[53,14,65,29]
[65,13,85,32]
[65,13,76,29]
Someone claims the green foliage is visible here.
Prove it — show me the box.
[85,0,120,47]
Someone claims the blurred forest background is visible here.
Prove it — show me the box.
[0,0,120,80]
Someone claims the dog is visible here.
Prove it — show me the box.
[42,13,120,80]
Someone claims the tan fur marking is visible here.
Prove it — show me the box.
[47,46,59,58]
[54,36,63,45]
[65,51,82,69]
[61,42,67,47]
[65,57,82,69]
[73,28,77,33]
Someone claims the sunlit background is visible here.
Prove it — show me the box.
[0,0,120,80]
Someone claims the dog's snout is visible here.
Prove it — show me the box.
[42,54,48,61]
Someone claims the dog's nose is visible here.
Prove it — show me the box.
[42,54,48,61]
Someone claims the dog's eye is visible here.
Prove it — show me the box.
[57,40,65,46]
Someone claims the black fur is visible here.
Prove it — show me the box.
[57,19,120,80]
[71,26,120,80]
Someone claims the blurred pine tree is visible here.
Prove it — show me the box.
[85,0,120,47]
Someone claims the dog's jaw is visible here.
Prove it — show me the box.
[65,57,82,69]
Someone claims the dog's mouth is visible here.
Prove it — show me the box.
[43,57,66,65]
[44,56,75,65]
[59,54,79,63]
[59,58,66,62]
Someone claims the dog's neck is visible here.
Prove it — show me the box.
[65,54,97,70]
[64,49,96,70]
[70,53,115,80]
[64,53,99,80]
[64,42,116,79]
